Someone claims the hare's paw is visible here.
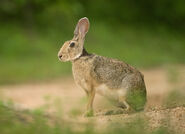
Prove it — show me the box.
[104,110,115,115]
[84,109,94,117]
[105,109,124,115]
[104,108,134,116]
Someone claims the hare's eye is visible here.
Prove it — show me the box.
[69,42,75,48]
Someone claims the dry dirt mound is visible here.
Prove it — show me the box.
[87,106,185,133]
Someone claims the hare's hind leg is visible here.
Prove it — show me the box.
[117,95,135,113]
[104,99,131,116]
[104,90,132,116]
[118,96,130,110]
[121,74,147,111]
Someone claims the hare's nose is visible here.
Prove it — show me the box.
[58,55,62,58]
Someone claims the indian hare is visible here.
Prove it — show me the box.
[58,17,147,117]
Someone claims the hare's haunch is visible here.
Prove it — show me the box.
[58,17,147,117]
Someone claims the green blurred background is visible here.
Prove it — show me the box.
[0,0,185,84]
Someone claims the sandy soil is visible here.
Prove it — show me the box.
[0,66,185,132]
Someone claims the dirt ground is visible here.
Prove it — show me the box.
[0,66,185,132]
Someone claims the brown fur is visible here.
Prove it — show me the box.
[58,17,147,116]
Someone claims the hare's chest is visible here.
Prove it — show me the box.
[72,61,93,91]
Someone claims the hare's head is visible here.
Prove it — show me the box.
[58,17,90,62]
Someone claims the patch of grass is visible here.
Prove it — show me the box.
[1,23,185,84]
[88,23,185,67]
[0,24,71,84]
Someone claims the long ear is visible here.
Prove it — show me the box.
[74,17,90,38]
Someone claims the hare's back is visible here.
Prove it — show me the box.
[92,56,138,89]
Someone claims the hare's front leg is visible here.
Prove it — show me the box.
[84,89,95,117]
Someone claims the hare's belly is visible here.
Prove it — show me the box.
[95,84,126,100]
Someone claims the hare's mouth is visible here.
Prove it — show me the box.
[58,55,69,62]
[58,58,62,61]
[58,55,63,60]
[58,57,65,62]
